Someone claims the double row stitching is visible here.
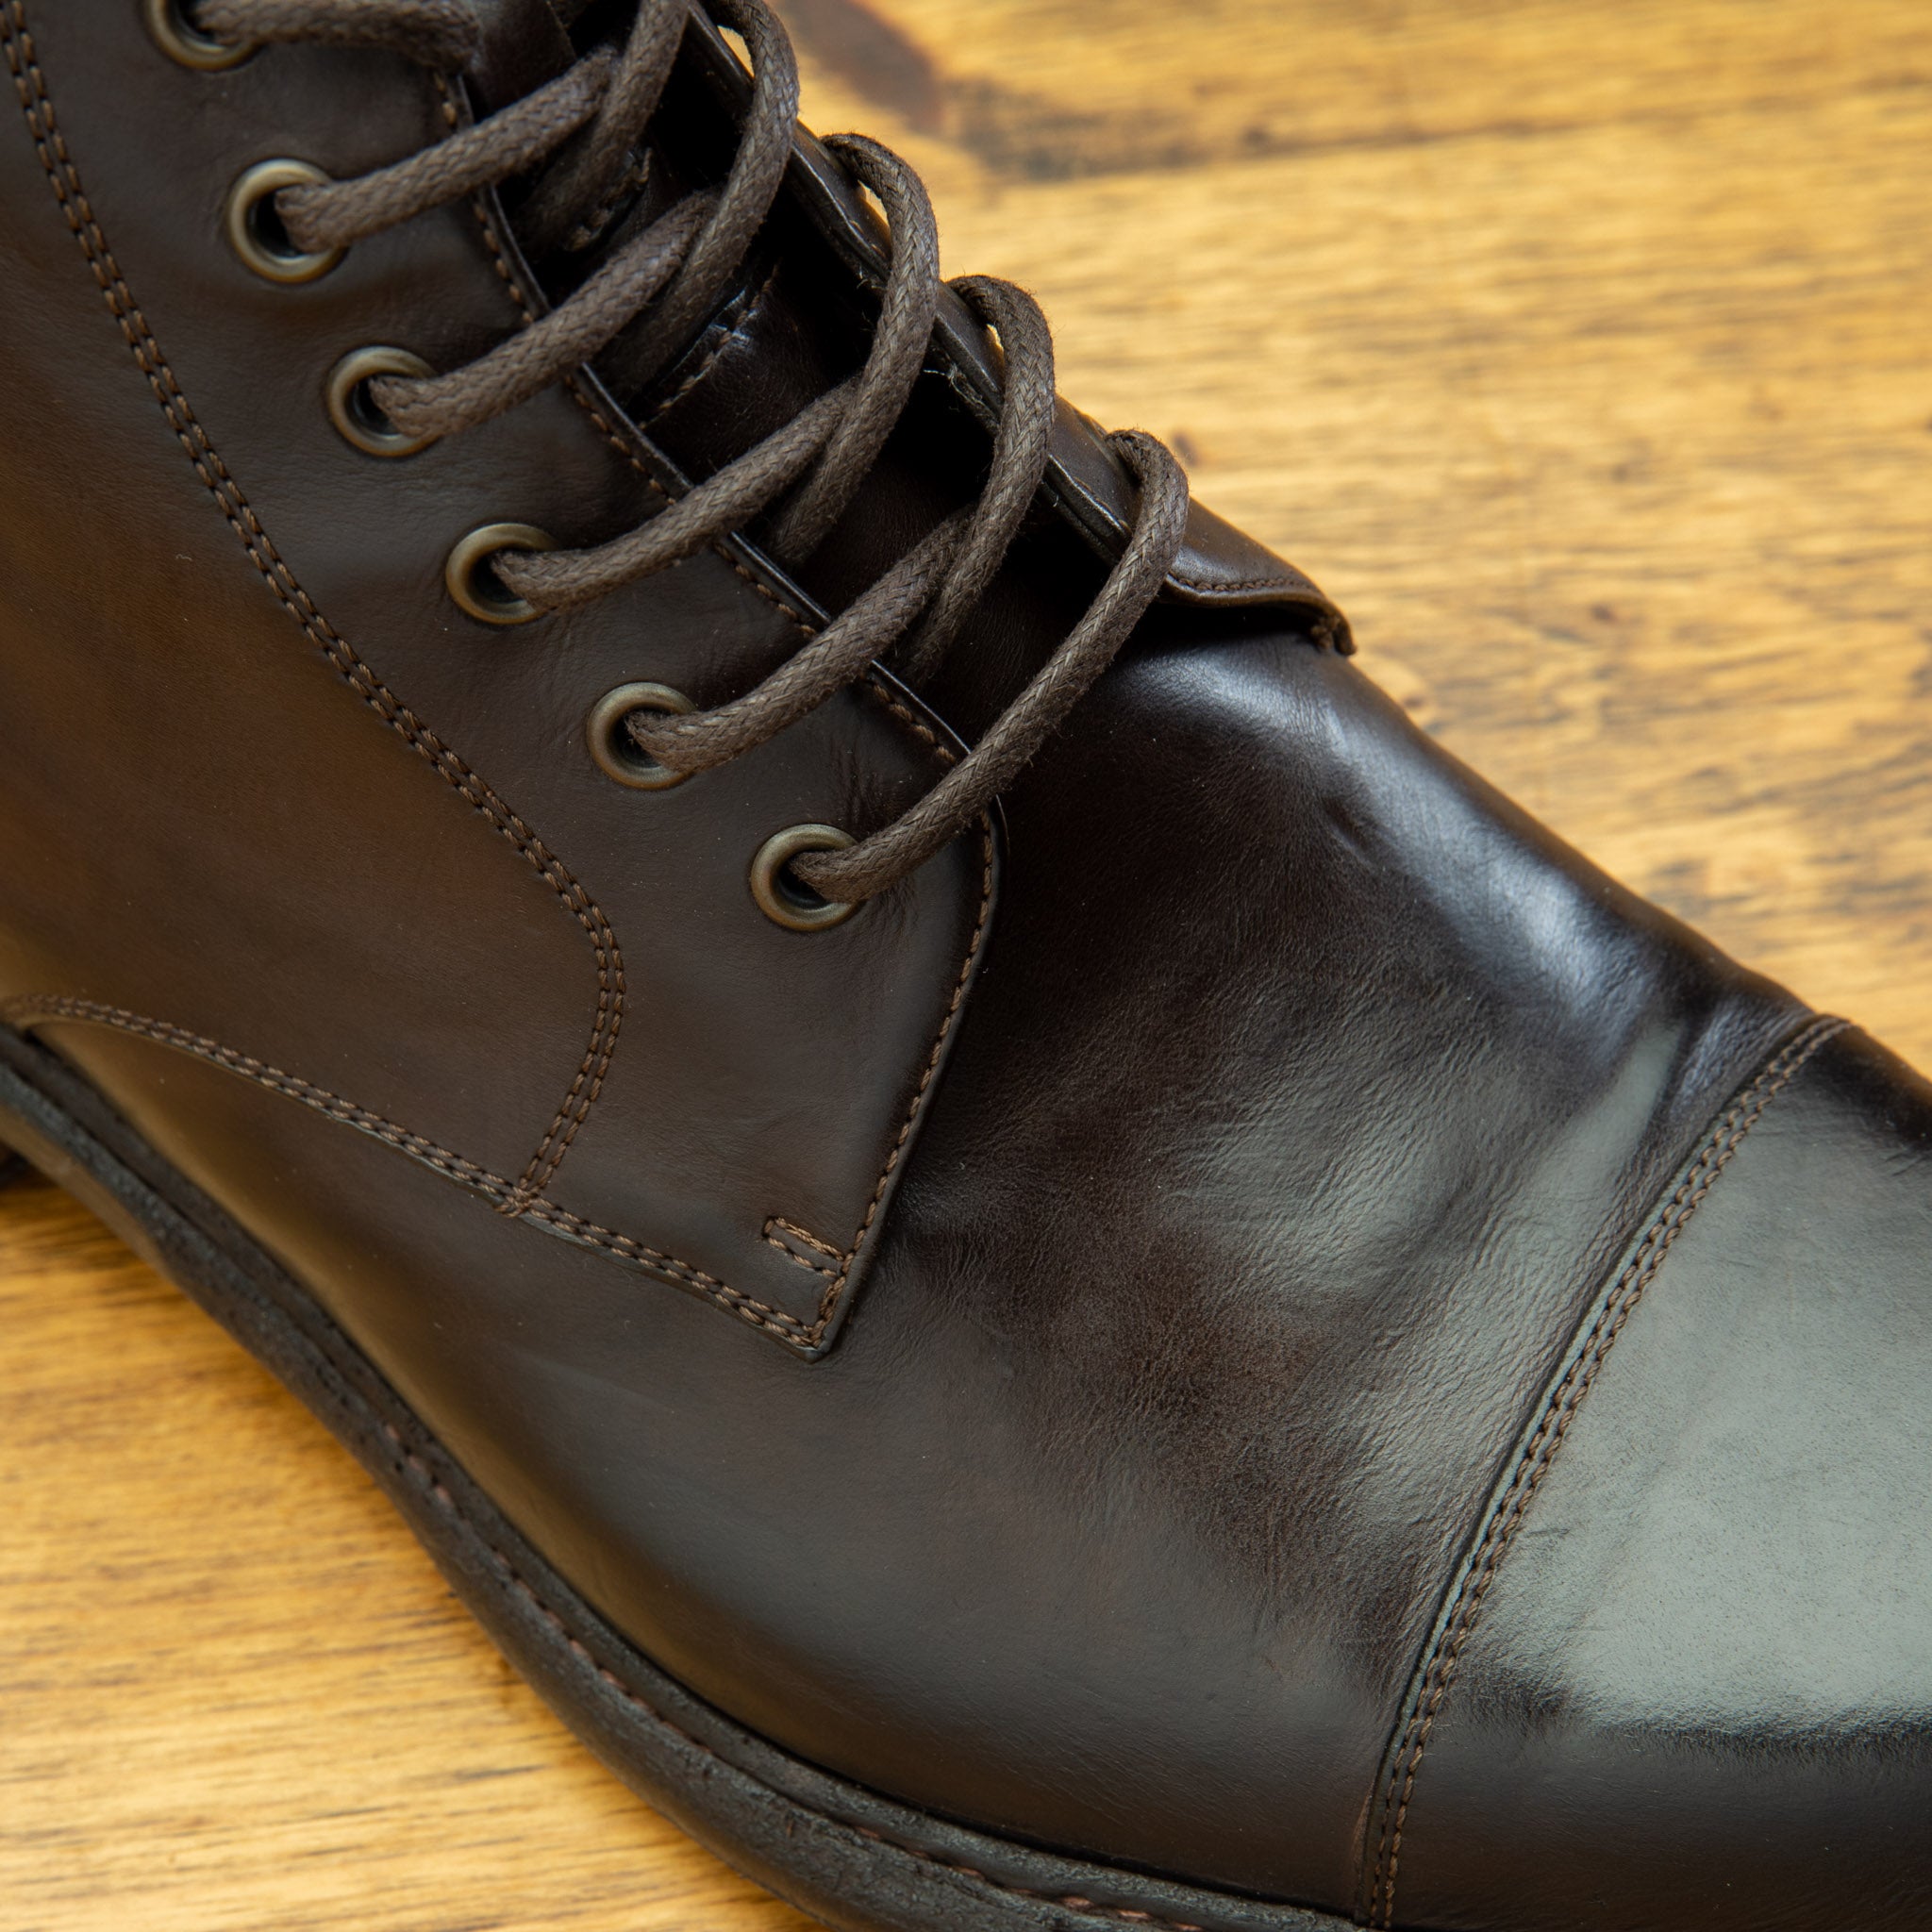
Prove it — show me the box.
[453,80,1000,1341]
[8,11,995,1349]
[4,996,824,1344]
[7,881,990,1351]
[2,0,620,1211]
[1361,1012,1849,1927]
[763,1215,844,1278]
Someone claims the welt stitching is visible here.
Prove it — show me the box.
[1363,1013,1848,1928]
[8,995,821,1343]
[4,4,620,1212]
[373,1414,1207,1931]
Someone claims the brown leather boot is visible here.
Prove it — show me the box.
[2,3,1925,1927]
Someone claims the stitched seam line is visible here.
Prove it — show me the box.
[5,995,825,1343]
[763,1235,841,1279]
[4,3,620,1210]
[8,997,510,1193]
[371,1418,1208,1932]
[1174,572,1299,592]
[767,1216,843,1261]
[10,27,991,1352]
[9,970,1002,1351]
[641,257,784,425]
[762,1214,845,1278]
[449,114,999,1344]
[804,808,994,1335]
[1362,1012,1848,1927]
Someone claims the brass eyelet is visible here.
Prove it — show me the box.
[143,0,257,70]
[749,824,859,933]
[225,159,341,284]
[586,683,697,791]
[445,523,558,626]
[326,347,438,458]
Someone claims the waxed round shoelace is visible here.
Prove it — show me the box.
[197,0,1191,905]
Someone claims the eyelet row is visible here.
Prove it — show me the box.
[158,15,859,933]
[582,690,859,931]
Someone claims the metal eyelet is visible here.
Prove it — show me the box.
[143,0,257,70]
[326,347,438,458]
[749,824,859,933]
[586,683,697,791]
[445,523,558,626]
[225,159,342,284]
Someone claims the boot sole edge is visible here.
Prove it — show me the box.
[0,1024,1346,1932]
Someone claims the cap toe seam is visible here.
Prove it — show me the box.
[1358,1009,1850,1928]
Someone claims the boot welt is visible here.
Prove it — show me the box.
[0,1022,1347,1932]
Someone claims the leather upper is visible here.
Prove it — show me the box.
[1388,1021,1932,1931]
[1,3,1925,1925]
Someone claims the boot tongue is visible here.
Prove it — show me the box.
[462,2,1348,722]
[463,0,577,113]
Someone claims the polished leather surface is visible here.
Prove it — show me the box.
[0,1,996,1347]
[1,3,1926,1926]
[1390,1023,1932,1932]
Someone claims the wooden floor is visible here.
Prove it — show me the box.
[6,2,1930,1925]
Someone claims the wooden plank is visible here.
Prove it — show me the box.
[4,3,1928,1924]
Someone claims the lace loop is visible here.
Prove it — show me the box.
[206,0,1192,905]
[373,196,712,441]
[792,432,1188,903]
[276,54,613,255]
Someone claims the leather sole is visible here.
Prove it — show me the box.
[0,1025,1347,1932]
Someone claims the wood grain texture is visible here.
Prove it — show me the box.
[4,3,1928,1924]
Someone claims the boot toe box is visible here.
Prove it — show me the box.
[1381,1022,1932,1932]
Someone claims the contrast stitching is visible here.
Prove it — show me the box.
[767,1216,844,1261]
[3,2,620,1213]
[764,1237,841,1279]
[368,1413,1208,1930]
[4,995,821,1344]
[763,1214,845,1277]
[1361,1013,1848,1927]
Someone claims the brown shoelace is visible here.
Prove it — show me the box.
[196,0,1191,906]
